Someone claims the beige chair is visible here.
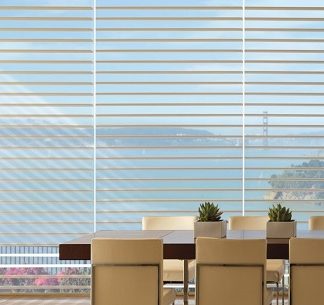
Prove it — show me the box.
[142,216,196,232]
[229,216,269,231]
[309,216,324,230]
[229,216,285,305]
[290,238,324,305]
[196,238,273,305]
[142,216,196,282]
[91,238,176,305]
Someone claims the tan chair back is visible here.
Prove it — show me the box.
[142,216,196,230]
[290,238,324,305]
[91,238,163,305]
[228,216,269,230]
[309,216,324,230]
[196,238,267,305]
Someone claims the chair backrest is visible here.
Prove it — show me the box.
[142,216,196,230]
[309,216,324,230]
[91,238,163,305]
[290,238,324,305]
[196,238,267,305]
[228,216,269,230]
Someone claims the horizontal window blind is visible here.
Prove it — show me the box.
[95,0,243,229]
[0,0,94,244]
[3,0,322,239]
[244,0,324,228]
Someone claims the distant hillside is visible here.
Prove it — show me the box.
[268,160,324,202]
[96,127,238,146]
[98,127,215,136]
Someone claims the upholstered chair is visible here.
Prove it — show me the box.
[290,238,324,305]
[91,238,176,305]
[196,238,273,305]
[229,216,285,305]
[309,216,324,230]
[142,216,196,282]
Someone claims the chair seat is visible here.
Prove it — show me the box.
[162,288,176,305]
[163,259,195,282]
[266,259,285,283]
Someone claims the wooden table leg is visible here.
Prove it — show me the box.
[183,259,189,305]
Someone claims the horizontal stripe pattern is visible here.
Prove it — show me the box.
[0,1,94,243]
[1,0,323,258]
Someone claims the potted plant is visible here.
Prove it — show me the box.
[194,202,227,238]
[266,203,296,238]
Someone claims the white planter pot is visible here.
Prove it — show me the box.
[266,221,297,239]
[194,220,227,238]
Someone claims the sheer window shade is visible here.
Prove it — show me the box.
[244,0,324,226]
[1,0,323,255]
[95,0,243,229]
[0,0,94,244]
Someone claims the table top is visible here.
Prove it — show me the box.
[59,229,324,261]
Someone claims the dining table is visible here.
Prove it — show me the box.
[59,229,324,305]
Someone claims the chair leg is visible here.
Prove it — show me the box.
[276,282,279,305]
[183,259,189,305]
[282,274,285,305]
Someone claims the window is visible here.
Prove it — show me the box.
[95,0,243,230]
[0,0,93,293]
[244,0,324,226]
[0,0,323,293]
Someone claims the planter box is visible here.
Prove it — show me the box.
[194,221,227,238]
[266,221,297,239]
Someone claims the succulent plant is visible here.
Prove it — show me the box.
[197,202,223,222]
[268,203,293,222]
